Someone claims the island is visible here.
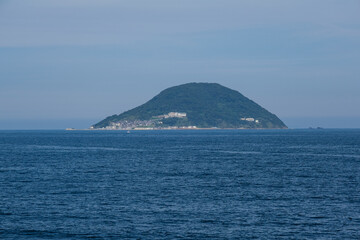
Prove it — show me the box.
[91,82,287,130]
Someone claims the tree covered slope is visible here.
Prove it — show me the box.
[93,83,287,129]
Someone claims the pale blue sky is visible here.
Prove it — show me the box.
[1,0,359,129]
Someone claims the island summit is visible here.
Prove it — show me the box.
[92,83,287,130]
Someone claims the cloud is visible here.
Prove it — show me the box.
[0,0,359,47]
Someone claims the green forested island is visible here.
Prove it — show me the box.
[92,83,287,129]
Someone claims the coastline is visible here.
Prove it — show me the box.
[65,127,289,131]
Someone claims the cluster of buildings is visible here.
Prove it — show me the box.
[95,112,189,130]
[108,119,156,130]
[154,112,187,119]
[133,126,197,130]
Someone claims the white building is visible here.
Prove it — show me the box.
[241,117,255,122]
[167,112,187,118]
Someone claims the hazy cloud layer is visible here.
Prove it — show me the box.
[1,0,359,46]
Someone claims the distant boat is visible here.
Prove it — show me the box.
[127,131,131,134]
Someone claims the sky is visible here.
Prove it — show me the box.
[0,0,359,129]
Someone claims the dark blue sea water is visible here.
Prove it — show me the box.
[0,129,359,239]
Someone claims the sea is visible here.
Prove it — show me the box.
[0,129,359,239]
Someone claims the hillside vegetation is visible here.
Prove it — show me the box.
[93,83,287,129]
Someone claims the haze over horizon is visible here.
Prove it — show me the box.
[1,0,359,129]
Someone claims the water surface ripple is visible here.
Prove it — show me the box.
[0,129,359,239]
